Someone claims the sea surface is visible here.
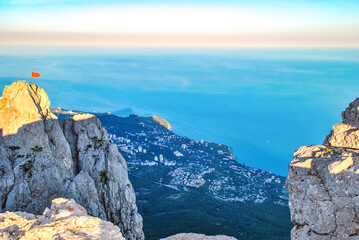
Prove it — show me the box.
[1,47,358,176]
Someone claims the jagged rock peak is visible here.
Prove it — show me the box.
[324,97,359,149]
[0,198,125,239]
[342,97,359,128]
[0,81,144,240]
[286,97,359,239]
[0,80,56,136]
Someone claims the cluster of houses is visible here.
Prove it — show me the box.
[106,117,287,205]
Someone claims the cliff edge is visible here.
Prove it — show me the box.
[161,233,237,240]
[0,81,144,239]
[0,198,125,239]
[286,97,359,239]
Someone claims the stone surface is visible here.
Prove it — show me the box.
[0,198,125,240]
[286,97,359,239]
[324,97,359,149]
[161,233,237,240]
[0,81,144,239]
[61,113,143,239]
[152,115,172,131]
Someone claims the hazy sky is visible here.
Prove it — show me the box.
[0,0,358,47]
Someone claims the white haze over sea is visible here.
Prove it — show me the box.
[1,47,358,176]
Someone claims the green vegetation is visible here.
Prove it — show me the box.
[8,146,21,151]
[20,160,33,178]
[100,170,109,184]
[0,165,5,176]
[132,175,292,240]
[91,136,101,141]
[31,146,43,152]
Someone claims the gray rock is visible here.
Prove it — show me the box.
[287,97,359,239]
[61,114,143,239]
[161,233,237,240]
[0,81,144,239]
[342,97,359,128]
[0,198,125,240]
[324,97,359,149]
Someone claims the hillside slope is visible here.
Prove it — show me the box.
[55,110,292,240]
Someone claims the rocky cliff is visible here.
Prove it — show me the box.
[1,198,236,240]
[0,81,144,239]
[161,233,237,240]
[286,97,359,239]
[0,198,125,239]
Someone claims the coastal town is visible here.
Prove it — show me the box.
[53,108,291,239]
[96,113,288,205]
[53,108,287,205]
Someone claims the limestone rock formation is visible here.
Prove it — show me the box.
[152,115,172,131]
[61,113,143,239]
[0,198,125,240]
[324,98,359,150]
[0,81,144,239]
[286,97,359,239]
[161,233,237,240]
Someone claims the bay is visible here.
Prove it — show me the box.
[1,47,358,175]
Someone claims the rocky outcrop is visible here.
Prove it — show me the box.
[0,81,144,239]
[0,198,124,239]
[0,81,73,215]
[324,98,359,150]
[286,97,359,239]
[152,116,172,131]
[61,114,143,239]
[161,233,237,240]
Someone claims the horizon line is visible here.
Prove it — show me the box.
[1,45,359,48]
[1,30,359,48]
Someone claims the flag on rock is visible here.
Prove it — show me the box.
[32,72,40,78]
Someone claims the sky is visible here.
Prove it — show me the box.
[0,0,358,47]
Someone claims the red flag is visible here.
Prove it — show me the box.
[32,72,40,78]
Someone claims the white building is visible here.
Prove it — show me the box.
[159,154,164,163]
[174,150,184,157]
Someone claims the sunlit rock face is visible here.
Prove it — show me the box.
[152,115,172,130]
[286,97,359,239]
[0,81,74,215]
[0,81,54,136]
[324,98,359,150]
[0,198,125,240]
[161,233,237,240]
[0,81,144,240]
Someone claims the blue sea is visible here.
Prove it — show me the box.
[1,47,358,176]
